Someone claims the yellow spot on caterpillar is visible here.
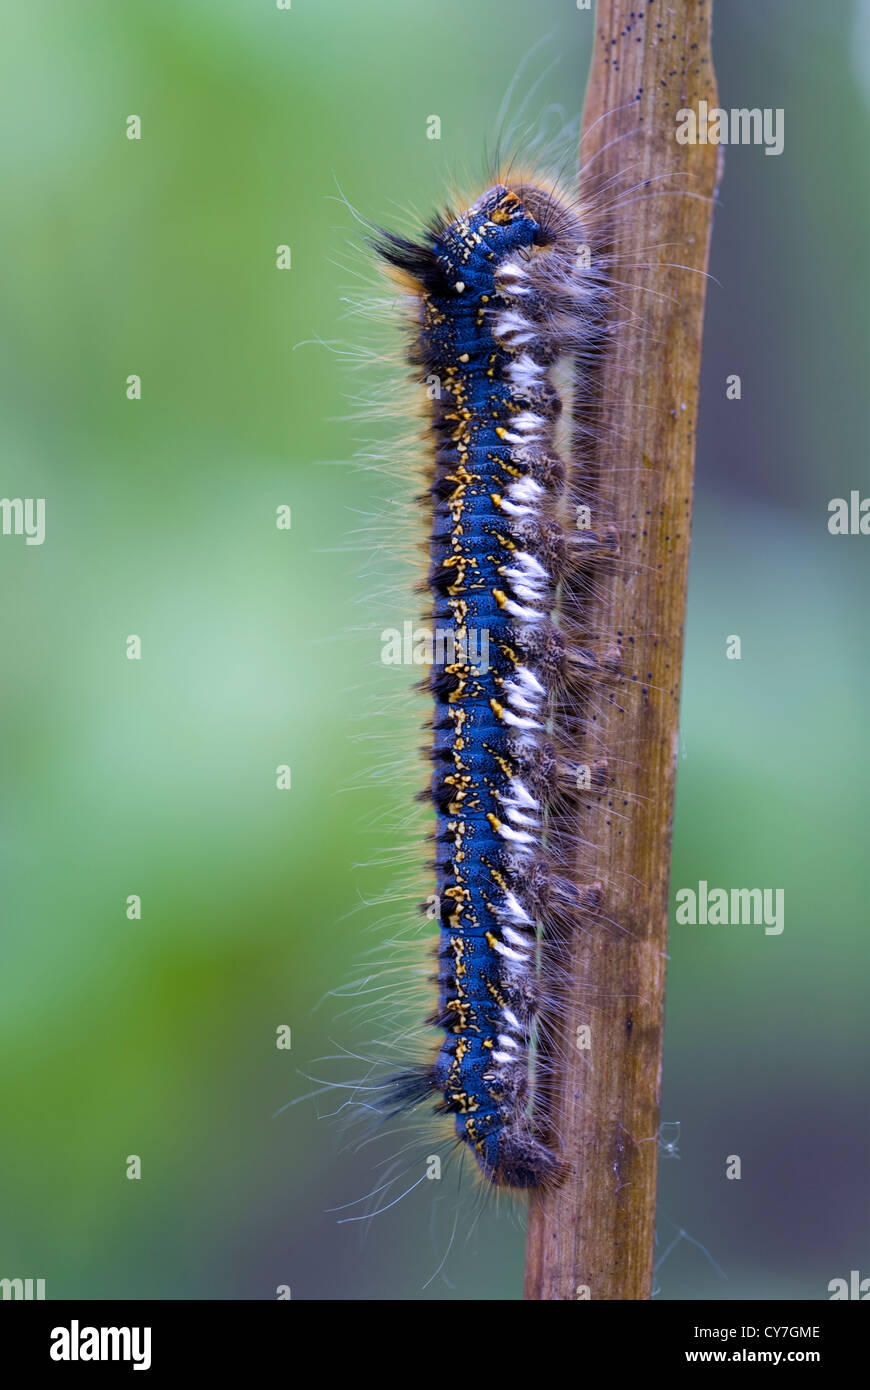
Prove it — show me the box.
[486,980,507,1008]
[490,698,505,721]
[486,814,503,834]
[490,192,521,225]
[447,997,471,1031]
[492,589,508,608]
[450,1090,478,1114]
[488,864,509,891]
[459,353,470,363]
[464,1118,486,1156]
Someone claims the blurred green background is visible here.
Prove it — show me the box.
[0,0,867,1300]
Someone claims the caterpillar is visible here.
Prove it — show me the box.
[369,175,617,1189]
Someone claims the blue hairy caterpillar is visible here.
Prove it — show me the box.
[292,7,723,1297]
[370,178,618,1188]
[293,48,696,1224]
[297,147,719,1296]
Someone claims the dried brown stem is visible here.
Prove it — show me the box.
[524,0,719,1301]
